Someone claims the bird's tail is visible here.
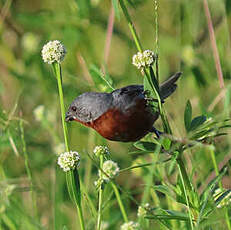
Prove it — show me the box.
[159,72,182,100]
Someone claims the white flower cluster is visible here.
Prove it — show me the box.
[213,188,231,208]
[132,50,155,70]
[93,145,110,157]
[101,160,120,182]
[120,221,140,230]
[137,203,151,217]
[41,40,66,64]
[57,151,80,172]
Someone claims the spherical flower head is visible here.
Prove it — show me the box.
[33,105,45,122]
[57,151,80,172]
[132,50,155,70]
[93,145,110,157]
[120,221,140,230]
[137,203,151,217]
[213,188,231,208]
[41,40,66,64]
[143,50,155,66]
[101,160,119,182]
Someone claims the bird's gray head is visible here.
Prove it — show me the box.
[65,92,112,123]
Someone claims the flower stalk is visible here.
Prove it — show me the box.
[96,154,104,230]
[111,182,128,222]
[52,62,85,230]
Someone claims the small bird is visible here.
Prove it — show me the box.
[65,72,182,142]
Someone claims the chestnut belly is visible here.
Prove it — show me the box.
[91,107,159,142]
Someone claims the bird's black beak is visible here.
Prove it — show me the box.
[65,113,75,122]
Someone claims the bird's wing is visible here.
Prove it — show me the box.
[112,85,144,111]
[159,72,182,100]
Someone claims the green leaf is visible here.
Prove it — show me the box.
[189,115,207,131]
[134,141,158,152]
[89,64,114,92]
[145,214,189,221]
[200,167,227,204]
[184,100,192,132]
[215,189,231,207]
[161,137,171,150]
[152,185,175,200]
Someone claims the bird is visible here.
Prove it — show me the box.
[65,72,182,142]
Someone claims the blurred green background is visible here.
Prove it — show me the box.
[0,0,231,229]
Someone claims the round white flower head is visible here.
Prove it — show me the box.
[101,160,119,182]
[93,145,110,157]
[120,221,140,230]
[137,203,151,217]
[33,105,45,122]
[57,151,80,172]
[213,188,231,208]
[132,50,155,70]
[41,40,66,64]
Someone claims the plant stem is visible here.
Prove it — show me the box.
[19,119,38,218]
[177,157,194,230]
[176,156,192,191]
[210,147,231,230]
[97,155,104,230]
[119,0,171,134]
[118,0,142,52]
[53,63,69,151]
[111,182,128,222]
[53,62,85,230]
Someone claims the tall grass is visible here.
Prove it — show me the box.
[0,0,231,229]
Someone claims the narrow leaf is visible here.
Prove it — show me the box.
[184,100,192,132]
[134,141,158,152]
[189,115,207,131]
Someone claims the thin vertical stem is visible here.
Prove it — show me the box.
[177,160,194,230]
[111,182,128,222]
[19,118,37,218]
[119,0,171,134]
[154,0,159,83]
[118,0,142,52]
[53,62,85,230]
[53,64,69,151]
[210,148,231,230]
[97,155,104,230]
[176,156,192,191]
[104,4,115,66]
[203,0,224,89]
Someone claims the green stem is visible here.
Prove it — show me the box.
[19,120,38,218]
[177,159,194,230]
[111,182,128,222]
[97,155,104,230]
[154,0,159,83]
[119,0,171,134]
[119,0,142,52]
[53,63,69,151]
[210,148,231,230]
[176,156,192,191]
[53,62,85,230]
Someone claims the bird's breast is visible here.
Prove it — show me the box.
[90,98,159,142]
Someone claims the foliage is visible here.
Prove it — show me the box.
[0,0,231,229]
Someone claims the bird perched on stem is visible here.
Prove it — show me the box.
[65,72,182,142]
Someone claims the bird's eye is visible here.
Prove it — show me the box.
[71,106,77,112]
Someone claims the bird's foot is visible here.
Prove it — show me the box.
[150,127,163,138]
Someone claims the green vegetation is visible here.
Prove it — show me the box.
[0,0,231,229]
